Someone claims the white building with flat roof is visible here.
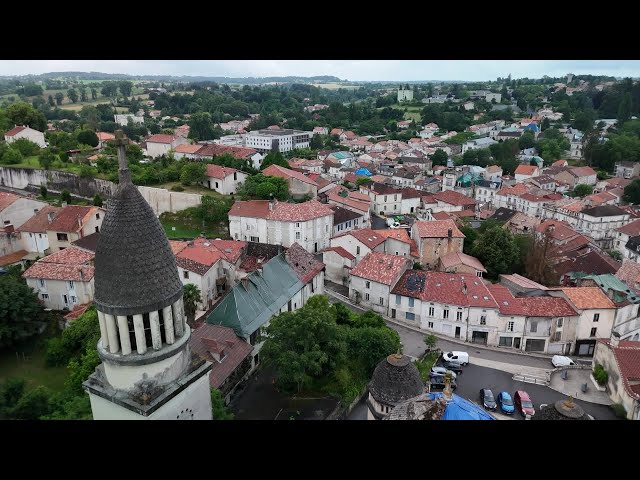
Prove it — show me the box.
[245,128,312,154]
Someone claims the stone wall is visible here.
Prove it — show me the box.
[0,167,203,215]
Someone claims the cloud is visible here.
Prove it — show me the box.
[0,60,638,81]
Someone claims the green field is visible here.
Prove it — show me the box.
[316,82,362,90]
[378,103,423,122]
[0,336,68,393]
[157,182,223,195]
[160,214,229,240]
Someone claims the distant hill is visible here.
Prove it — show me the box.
[0,72,344,84]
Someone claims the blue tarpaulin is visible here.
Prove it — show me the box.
[354,168,372,176]
[426,392,495,420]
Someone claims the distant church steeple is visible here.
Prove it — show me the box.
[83,130,212,420]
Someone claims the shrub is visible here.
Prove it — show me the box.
[61,189,72,203]
[171,185,185,192]
[610,403,627,419]
[424,334,437,350]
[593,364,609,385]
[39,185,47,198]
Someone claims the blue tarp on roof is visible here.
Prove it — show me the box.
[524,124,539,133]
[426,392,495,420]
[354,168,372,176]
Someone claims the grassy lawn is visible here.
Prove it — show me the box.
[157,181,224,196]
[0,335,68,393]
[11,156,40,169]
[160,213,229,240]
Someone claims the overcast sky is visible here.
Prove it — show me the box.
[0,60,638,81]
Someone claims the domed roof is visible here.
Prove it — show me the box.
[533,398,590,421]
[386,392,495,420]
[94,137,183,316]
[368,354,423,406]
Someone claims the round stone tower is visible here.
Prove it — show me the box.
[84,131,212,420]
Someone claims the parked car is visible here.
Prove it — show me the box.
[479,388,497,411]
[442,351,469,366]
[429,374,457,391]
[431,366,457,379]
[496,391,515,414]
[440,361,464,375]
[552,355,576,368]
[513,390,535,417]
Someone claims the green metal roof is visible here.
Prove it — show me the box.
[577,274,640,304]
[206,254,304,338]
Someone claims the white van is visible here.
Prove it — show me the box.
[442,351,470,366]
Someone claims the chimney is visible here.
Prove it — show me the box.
[268,193,275,211]
[61,201,68,208]
[448,228,452,238]
[47,212,55,222]
[610,330,620,347]
[4,224,14,233]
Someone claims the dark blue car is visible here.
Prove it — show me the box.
[497,391,515,414]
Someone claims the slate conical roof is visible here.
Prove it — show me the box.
[368,354,423,406]
[94,136,183,316]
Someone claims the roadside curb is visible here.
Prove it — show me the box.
[325,287,557,362]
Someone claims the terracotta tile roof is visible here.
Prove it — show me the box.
[0,250,28,267]
[96,132,115,141]
[175,238,247,275]
[553,249,619,277]
[375,228,412,245]
[350,252,411,286]
[262,164,318,186]
[439,251,486,273]
[605,177,632,188]
[431,211,452,221]
[169,240,188,255]
[348,190,372,202]
[16,206,61,233]
[22,248,94,282]
[146,134,177,144]
[552,159,568,167]
[549,234,591,256]
[4,126,27,136]
[47,206,97,233]
[598,338,640,399]
[0,192,20,211]
[401,188,423,200]
[569,166,597,177]
[558,287,616,310]
[322,246,355,260]
[616,220,640,236]
[499,273,548,290]
[229,199,334,222]
[284,242,325,284]
[536,220,579,241]
[189,324,253,389]
[515,165,538,176]
[206,164,238,179]
[211,239,247,263]
[63,303,92,322]
[486,165,502,173]
[616,261,640,288]
[486,284,577,316]
[196,144,258,160]
[327,187,370,213]
[519,192,546,202]
[39,246,94,265]
[174,144,201,154]
[391,271,498,308]
[333,228,387,249]
[497,183,530,196]
[414,220,464,238]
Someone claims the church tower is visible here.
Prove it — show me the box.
[83,131,212,420]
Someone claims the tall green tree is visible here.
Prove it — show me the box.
[261,296,346,393]
[80,87,88,103]
[211,388,234,420]
[55,92,64,105]
[617,92,632,126]
[431,148,448,166]
[91,88,98,100]
[0,276,46,348]
[118,81,133,97]
[573,184,594,197]
[6,102,47,131]
[260,151,289,170]
[47,95,55,107]
[524,229,558,287]
[180,162,206,186]
[76,130,99,147]
[67,89,79,104]
[188,112,216,141]
[183,284,202,328]
[624,178,640,204]
[472,226,520,279]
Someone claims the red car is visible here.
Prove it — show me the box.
[514,390,535,417]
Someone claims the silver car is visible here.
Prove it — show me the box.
[430,366,457,379]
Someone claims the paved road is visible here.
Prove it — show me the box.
[347,364,618,420]
[370,213,388,230]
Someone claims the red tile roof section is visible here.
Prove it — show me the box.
[322,246,355,261]
[174,144,202,154]
[0,250,28,267]
[557,287,616,310]
[391,271,498,308]
[486,284,578,316]
[439,251,486,272]
[414,219,465,238]
[39,246,95,265]
[285,243,325,284]
[434,190,476,207]
[4,126,27,136]
[47,206,97,233]
[146,134,176,144]
[22,248,94,282]
[196,144,258,159]
[350,252,411,285]
[332,228,386,249]
[206,164,238,179]
[262,164,318,186]
[616,219,640,236]
[0,192,20,211]
[229,199,334,222]
[515,165,538,176]
[189,324,253,389]
[598,338,640,399]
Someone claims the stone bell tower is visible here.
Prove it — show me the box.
[83,131,212,420]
